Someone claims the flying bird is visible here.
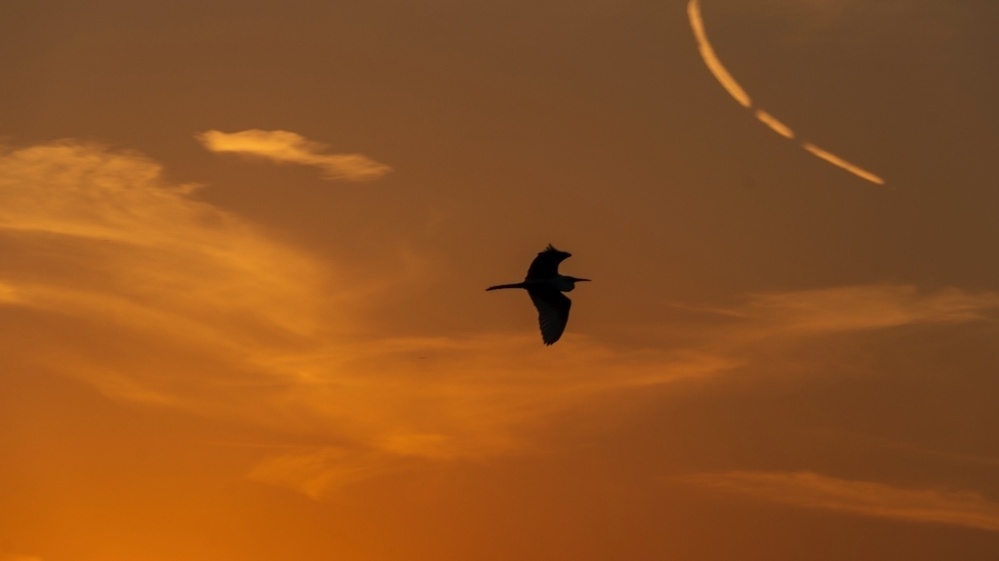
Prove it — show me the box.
[486,244,590,345]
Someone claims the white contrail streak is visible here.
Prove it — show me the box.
[803,143,886,185]
[687,0,752,108]
[686,0,886,186]
[755,109,795,139]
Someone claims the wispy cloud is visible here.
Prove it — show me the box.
[0,140,733,498]
[2,555,45,561]
[196,129,392,181]
[0,281,19,304]
[667,284,999,356]
[237,283,999,498]
[739,284,999,335]
[682,471,999,532]
[247,447,400,499]
[240,340,736,498]
[3,140,994,499]
[0,140,329,339]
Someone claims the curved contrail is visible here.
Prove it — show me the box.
[687,0,886,186]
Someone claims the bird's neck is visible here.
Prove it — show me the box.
[554,275,576,292]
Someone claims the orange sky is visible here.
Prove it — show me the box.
[3,1,999,560]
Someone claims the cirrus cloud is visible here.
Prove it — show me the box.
[0,139,734,498]
[196,129,392,181]
[4,140,998,499]
[682,471,999,532]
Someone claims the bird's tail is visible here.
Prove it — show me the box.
[486,282,526,291]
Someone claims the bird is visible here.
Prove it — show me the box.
[486,244,590,345]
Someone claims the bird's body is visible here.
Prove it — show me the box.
[487,244,590,345]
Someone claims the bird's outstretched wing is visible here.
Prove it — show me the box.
[528,288,571,345]
[525,244,571,280]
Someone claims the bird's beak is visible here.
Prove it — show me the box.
[576,278,592,282]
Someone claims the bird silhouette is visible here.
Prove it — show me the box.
[486,244,590,345]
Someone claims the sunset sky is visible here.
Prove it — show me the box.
[3,0,999,559]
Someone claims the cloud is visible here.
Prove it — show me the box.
[250,284,999,498]
[666,284,999,359]
[0,281,19,304]
[738,284,999,335]
[238,340,736,497]
[0,140,735,497]
[0,140,330,339]
[2,140,994,499]
[686,0,887,186]
[682,471,999,532]
[247,447,400,499]
[196,129,392,181]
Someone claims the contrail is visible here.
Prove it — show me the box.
[687,0,751,108]
[686,0,886,186]
[754,109,795,139]
[803,143,886,185]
